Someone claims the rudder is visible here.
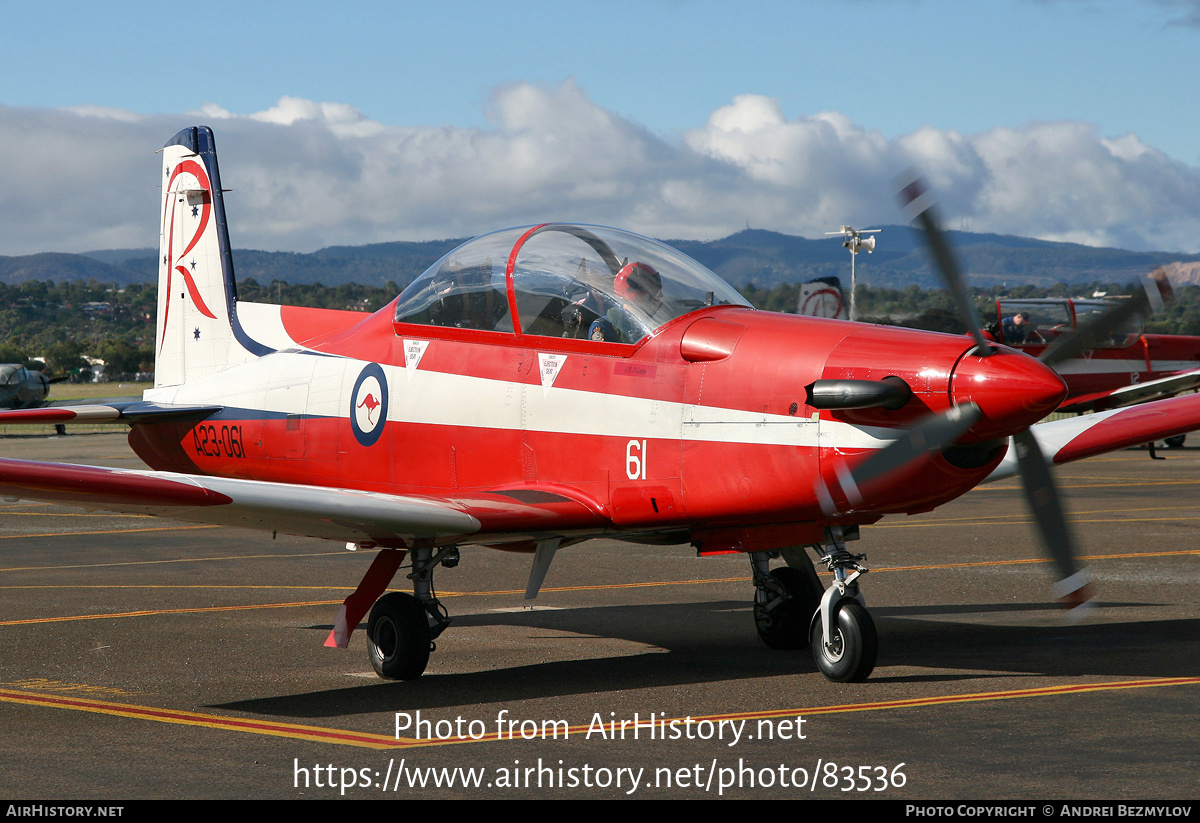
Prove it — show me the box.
[156,126,267,387]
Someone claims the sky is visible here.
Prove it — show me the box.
[3,0,1200,257]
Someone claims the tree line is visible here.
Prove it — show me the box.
[0,278,397,379]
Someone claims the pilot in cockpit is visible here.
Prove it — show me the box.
[588,262,663,343]
[1001,311,1032,345]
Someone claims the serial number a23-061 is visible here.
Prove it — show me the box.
[192,423,246,459]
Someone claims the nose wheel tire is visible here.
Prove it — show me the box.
[810,600,877,682]
[367,592,431,680]
[755,566,823,650]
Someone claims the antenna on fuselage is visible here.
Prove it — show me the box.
[825,226,879,321]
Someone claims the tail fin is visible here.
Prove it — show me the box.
[156,126,271,387]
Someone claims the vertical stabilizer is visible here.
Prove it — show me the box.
[156,127,269,387]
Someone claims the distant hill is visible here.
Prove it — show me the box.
[2,227,1194,291]
[672,227,1200,290]
[0,253,152,286]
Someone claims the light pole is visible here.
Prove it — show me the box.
[825,226,880,321]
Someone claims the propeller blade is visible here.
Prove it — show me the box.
[845,402,982,496]
[1039,269,1174,368]
[1012,429,1093,618]
[897,173,992,356]
[898,172,1101,617]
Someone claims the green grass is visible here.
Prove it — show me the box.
[47,382,146,402]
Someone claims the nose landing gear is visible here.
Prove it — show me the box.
[810,599,876,682]
[810,528,876,682]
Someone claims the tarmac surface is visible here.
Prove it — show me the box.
[1,432,1197,800]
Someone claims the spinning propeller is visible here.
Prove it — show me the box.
[851,174,1173,615]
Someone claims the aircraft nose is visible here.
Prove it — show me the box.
[950,349,1067,440]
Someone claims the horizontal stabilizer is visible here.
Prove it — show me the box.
[0,402,222,425]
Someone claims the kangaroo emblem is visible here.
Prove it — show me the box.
[357,392,381,425]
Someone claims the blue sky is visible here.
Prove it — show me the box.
[3,0,1200,255]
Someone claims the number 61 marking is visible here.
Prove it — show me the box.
[625,439,647,480]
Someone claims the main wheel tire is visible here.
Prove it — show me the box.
[1166,434,1186,449]
[810,600,877,682]
[755,566,823,650]
[367,592,431,680]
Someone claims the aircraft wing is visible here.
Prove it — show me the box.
[1059,369,1200,414]
[986,392,1200,483]
[0,458,480,545]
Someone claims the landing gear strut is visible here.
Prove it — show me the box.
[809,527,877,682]
[366,543,456,680]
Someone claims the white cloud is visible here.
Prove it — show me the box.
[191,103,235,120]
[2,84,1200,257]
[60,104,144,123]
[246,96,384,138]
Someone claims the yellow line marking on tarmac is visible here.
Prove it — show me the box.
[436,577,748,597]
[0,688,407,749]
[6,540,1197,627]
[1,677,1195,750]
[0,511,153,517]
[1,585,359,590]
[877,515,1200,529]
[0,548,348,573]
[2,678,144,696]
[904,505,1199,524]
[0,578,751,627]
[982,478,1200,490]
[0,600,346,626]
[0,525,220,547]
[874,548,1200,573]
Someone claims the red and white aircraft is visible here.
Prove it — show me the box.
[3,127,1200,683]
[987,296,1200,417]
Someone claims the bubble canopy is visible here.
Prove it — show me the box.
[393,224,750,344]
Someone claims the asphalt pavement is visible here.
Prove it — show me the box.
[1,432,1197,799]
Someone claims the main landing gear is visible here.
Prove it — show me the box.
[367,543,457,680]
[751,527,878,683]
[751,548,824,650]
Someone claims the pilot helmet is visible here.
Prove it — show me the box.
[615,262,662,302]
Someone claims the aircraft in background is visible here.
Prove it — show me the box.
[796,277,847,320]
[0,364,52,410]
[1,128,1199,684]
[987,296,1200,423]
